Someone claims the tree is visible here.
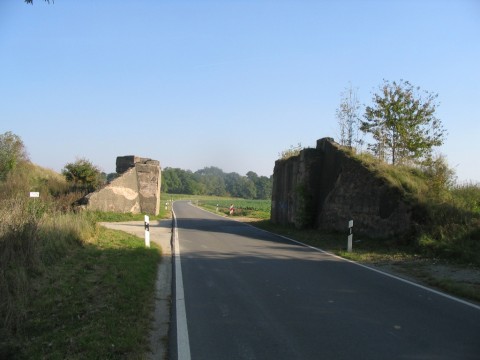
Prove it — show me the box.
[247,171,272,199]
[162,167,202,195]
[361,80,446,165]
[195,167,227,196]
[336,84,362,149]
[163,167,272,199]
[238,177,257,199]
[0,131,29,181]
[62,158,103,192]
[162,168,180,193]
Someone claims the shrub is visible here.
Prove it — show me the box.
[451,182,480,214]
[62,158,104,193]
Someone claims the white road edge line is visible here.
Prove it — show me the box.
[275,233,480,311]
[189,201,480,311]
[173,210,191,360]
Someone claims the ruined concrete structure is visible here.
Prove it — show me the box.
[82,156,161,215]
[271,138,414,239]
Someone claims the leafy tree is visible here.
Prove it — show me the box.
[246,171,258,183]
[336,84,362,149]
[362,79,446,165]
[224,172,243,197]
[195,167,227,196]
[162,167,202,195]
[224,172,256,199]
[239,177,257,199]
[161,168,180,193]
[0,131,29,181]
[62,158,103,192]
[247,171,272,199]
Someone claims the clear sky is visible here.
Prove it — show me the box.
[1,0,479,182]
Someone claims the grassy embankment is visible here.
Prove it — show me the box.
[1,163,167,359]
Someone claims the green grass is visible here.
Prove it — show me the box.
[198,198,271,219]
[1,163,168,359]
[348,150,429,199]
[90,199,173,222]
[3,226,161,359]
[162,193,271,219]
[0,192,163,358]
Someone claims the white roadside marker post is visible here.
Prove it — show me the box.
[144,215,150,248]
[348,220,353,252]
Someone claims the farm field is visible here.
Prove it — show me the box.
[198,198,271,219]
[161,193,271,219]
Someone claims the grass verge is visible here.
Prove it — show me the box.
[2,226,161,359]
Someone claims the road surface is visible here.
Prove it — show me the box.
[171,200,480,360]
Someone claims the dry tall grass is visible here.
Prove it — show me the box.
[0,174,96,339]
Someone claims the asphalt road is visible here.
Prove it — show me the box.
[172,201,480,360]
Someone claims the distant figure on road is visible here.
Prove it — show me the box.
[229,204,234,216]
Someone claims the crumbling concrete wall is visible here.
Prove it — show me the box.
[271,148,322,228]
[271,138,414,238]
[135,160,161,215]
[82,156,161,215]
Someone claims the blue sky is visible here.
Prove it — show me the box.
[1,0,479,182]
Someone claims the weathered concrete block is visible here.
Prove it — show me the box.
[271,148,322,228]
[82,156,161,215]
[83,167,141,213]
[136,161,161,215]
[116,155,151,174]
[271,138,415,239]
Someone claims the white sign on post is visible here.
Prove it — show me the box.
[144,215,150,248]
[30,192,40,198]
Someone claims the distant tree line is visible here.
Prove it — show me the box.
[162,166,272,200]
[60,160,272,200]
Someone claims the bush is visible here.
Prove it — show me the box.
[416,183,480,263]
[451,182,480,214]
[62,158,104,193]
